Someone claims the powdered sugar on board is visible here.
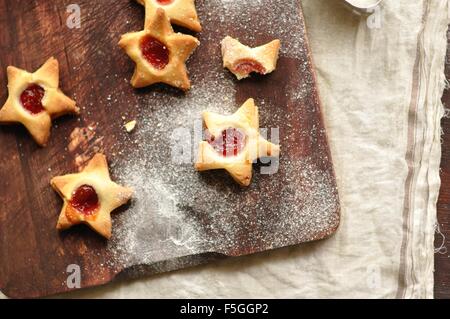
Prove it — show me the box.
[105,0,340,270]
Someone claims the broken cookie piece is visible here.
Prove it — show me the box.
[221,36,281,80]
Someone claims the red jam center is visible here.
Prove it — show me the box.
[234,59,266,75]
[69,185,100,216]
[140,35,170,70]
[20,84,45,115]
[156,0,173,4]
[207,128,247,157]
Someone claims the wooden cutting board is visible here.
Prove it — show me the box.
[0,0,340,298]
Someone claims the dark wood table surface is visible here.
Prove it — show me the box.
[435,26,450,299]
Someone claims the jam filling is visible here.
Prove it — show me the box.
[207,128,247,157]
[156,0,173,4]
[140,35,170,70]
[69,185,100,216]
[234,59,266,75]
[20,84,45,115]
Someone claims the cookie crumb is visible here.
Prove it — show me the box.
[124,120,137,133]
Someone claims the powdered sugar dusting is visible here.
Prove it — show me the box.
[105,0,339,271]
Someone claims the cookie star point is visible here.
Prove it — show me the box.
[83,153,111,177]
[138,0,202,32]
[51,153,133,239]
[0,100,16,122]
[0,57,78,146]
[145,7,173,33]
[34,57,59,87]
[6,65,25,88]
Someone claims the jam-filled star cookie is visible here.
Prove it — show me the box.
[119,7,200,90]
[221,36,281,80]
[51,153,133,239]
[195,98,280,186]
[0,57,79,146]
[135,0,202,32]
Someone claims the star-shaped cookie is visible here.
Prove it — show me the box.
[51,153,133,239]
[135,0,202,32]
[221,36,281,80]
[0,57,79,146]
[119,7,200,90]
[195,98,280,186]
